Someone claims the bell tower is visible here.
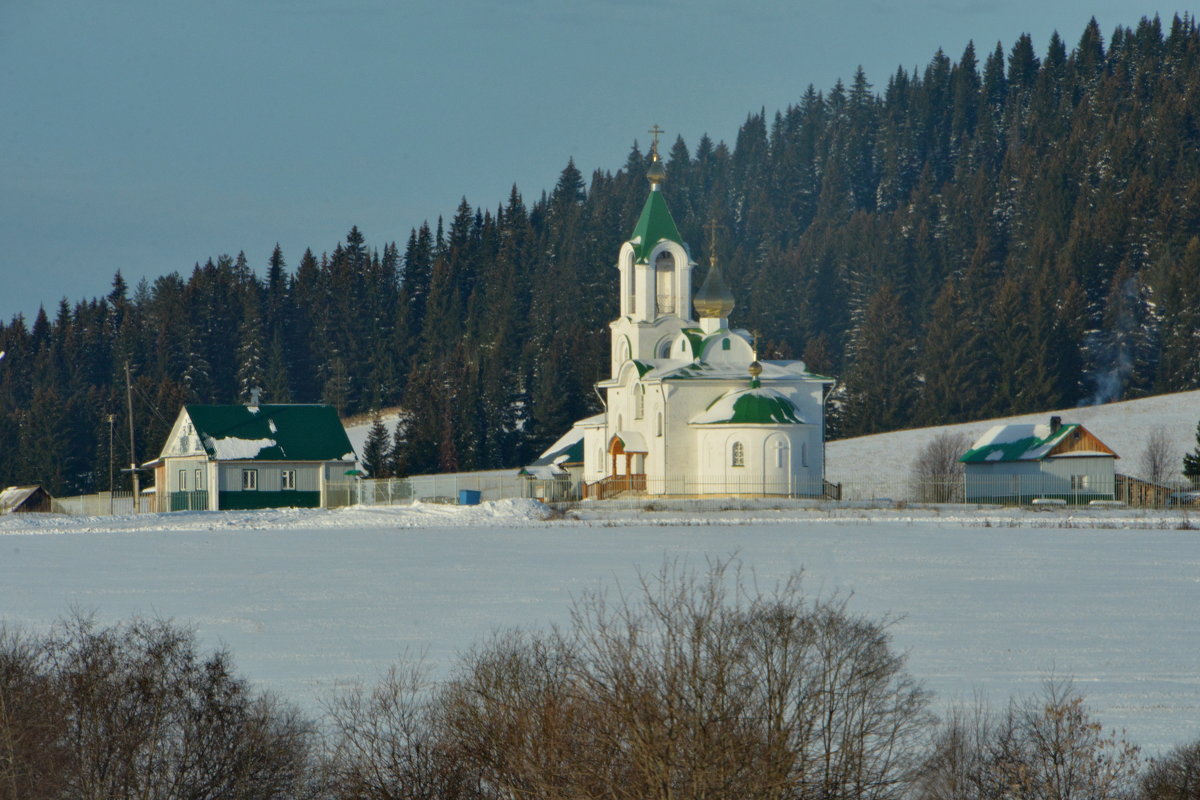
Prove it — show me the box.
[611,126,694,373]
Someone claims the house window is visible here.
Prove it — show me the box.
[195,469,203,490]
[178,469,187,491]
[1071,474,1090,491]
[281,470,296,490]
[731,441,745,468]
[242,469,258,490]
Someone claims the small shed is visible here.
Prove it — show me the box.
[520,416,594,501]
[147,403,357,511]
[960,417,1118,504]
[0,485,53,514]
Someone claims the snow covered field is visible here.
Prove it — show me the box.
[2,499,1199,755]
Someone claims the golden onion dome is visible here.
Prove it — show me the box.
[693,251,735,319]
[646,156,666,189]
[748,360,763,377]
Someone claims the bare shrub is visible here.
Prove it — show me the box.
[1140,426,1177,485]
[321,661,471,800]
[912,432,973,503]
[0,626,65,800]
[914,680,1141,800]
[1,614,316,800]
[441,559,931,800]
[1139,738,1200,799]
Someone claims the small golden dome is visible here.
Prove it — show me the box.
[693,261,735,319]
[748,360,763,377]
[647,156,666,188]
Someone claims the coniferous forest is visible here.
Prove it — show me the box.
[3,15,1200,495]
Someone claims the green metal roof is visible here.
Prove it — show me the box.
[185,404,355,462]
[959,423,1081,463]
[628,190,684,263]
[691,387,805,425]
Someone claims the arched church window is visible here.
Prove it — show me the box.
[655,251,675,315]
[801,442,808,467]
[656,412,663,437]
[774,439,788,468]
[731,441,745,468]
[722,338,731,351]
[635,385,645,419]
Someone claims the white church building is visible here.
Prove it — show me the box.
[540,132,834,499]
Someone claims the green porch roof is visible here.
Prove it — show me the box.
[628,190,684,263]
[185,404,355,462]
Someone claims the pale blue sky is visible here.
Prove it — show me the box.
[0,0,1175,321]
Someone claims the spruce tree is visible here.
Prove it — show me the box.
[360,417,391,478]
[1184,422,1200,484]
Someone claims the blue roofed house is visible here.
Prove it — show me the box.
[960,416,1118,504]
[147,403,357,511]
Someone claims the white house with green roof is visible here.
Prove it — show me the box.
[959,417,1118,504]
[557,131,834,498]
[147,402,357,511]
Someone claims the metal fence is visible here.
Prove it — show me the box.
[52,491,144,515]
[38,472,1200,516]
[324,469,540,509]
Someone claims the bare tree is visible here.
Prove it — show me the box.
[441,558,931,800]
[1140,426,1176,486]
[1,614,317,800]
[1139,738,1200,799]
[322,661,472,800]
[0,626,65,800]
[913,680,1141,800]
[911,431,974,503]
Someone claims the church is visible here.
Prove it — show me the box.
[537,129,834,500]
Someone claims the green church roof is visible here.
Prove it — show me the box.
[185,404,355,462]
[628,190,684,263]
[690,387,806,426]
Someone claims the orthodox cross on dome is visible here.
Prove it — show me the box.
[648,124,665,153]
[705,218,720,266]
[646,124,667,190]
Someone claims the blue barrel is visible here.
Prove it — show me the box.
[458,489,481,506]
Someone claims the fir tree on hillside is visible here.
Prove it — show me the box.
[1185,422,1200,484]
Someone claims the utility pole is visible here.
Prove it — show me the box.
[107,413,115,515]
[125,361,140,512]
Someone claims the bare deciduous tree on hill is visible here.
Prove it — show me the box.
[912,431,973,502]
[1140,425,1176,485]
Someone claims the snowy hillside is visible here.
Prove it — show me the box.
[827,389,1200,487]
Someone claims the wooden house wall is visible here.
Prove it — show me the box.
[217,463,323,493]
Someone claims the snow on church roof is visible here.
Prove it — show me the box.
[690,385,806,426]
